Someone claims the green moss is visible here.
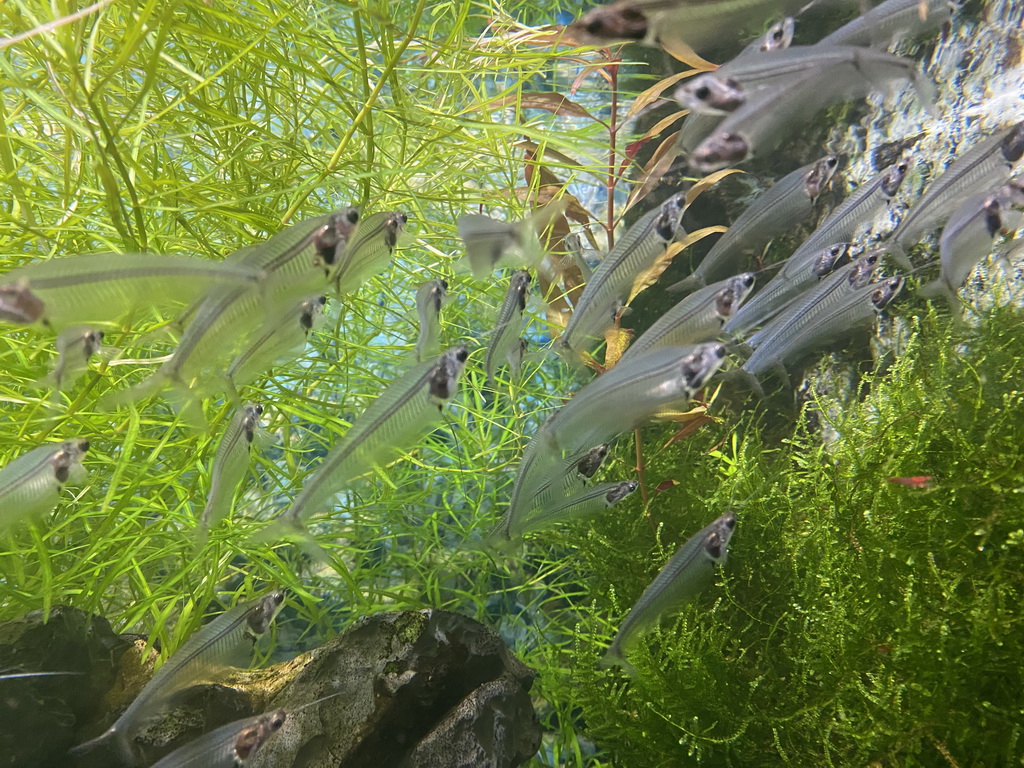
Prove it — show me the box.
[548,305,1024,766]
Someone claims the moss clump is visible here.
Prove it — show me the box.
[551,304,1024,766]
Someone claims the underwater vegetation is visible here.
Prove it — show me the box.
[1,0,1024,765]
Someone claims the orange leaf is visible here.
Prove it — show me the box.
[626,226,726,304]
[659,37,719,71]
[625,130,680,211]
[685,168,744,206]
[485,92,598,120]
[661,412,713,447]
[624,70,697,120]
[602,324,633,370]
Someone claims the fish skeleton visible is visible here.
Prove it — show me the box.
[414,279,448,362]
[485,270,531,384]
[0,439,90,533]
[199,403,264,534]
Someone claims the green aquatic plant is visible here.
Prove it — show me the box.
[553,303,1024,765]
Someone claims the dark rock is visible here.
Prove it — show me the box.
[0,606,137,768]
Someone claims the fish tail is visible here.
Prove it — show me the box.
[598,645,639,678]
[69,726,132,761]
[917,279,961,313]
[883,240,914,272]
[666,273,703,294]
[251,512,310,546]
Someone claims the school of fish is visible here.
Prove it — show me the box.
[1,0,1023,763]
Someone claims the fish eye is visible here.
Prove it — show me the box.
[346,208,360,224]
[711,343,726,359]
[455,347,468,362]
[440,279,449,290]
[694,85,710,100]
[586,18,604,35]
[706,541,722,559]
[80,440,91,452]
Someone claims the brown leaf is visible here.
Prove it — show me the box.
[626,226,725,304]
[515,140,583,168]
[661,412,713,448]
[485,92,598,120]
[624,71,697,120]
[625,130,680,211]
[655,479,680,494]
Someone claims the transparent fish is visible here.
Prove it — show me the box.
[725,158,908,335]
[740,16,795,54]
[458,203,563,280]
[675,75,747,115]
[0,253,268,330]
[527,443,611,513]
[919,184,1024,308]
[0,439,90,533]
[225,295,325,391]
[690,52,931,171]
[512,480,638,538]
[669,155,838,292]
[485,270,531,384]
[602,510,737,675]
[888,121,1024,268]
[71,590,285,764]
[623,274,755,363]
[199,403,263,534]
[817,0,954,48]
[557,193,686,360]
[741,275,904,390]
[498,344,725,539]
[265,346,470,537]
[37,326,107,391]
[414,279,448,362]
[330,211,408,292]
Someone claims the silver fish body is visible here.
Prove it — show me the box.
[603,510,737,673]
[739,16,796,55]
[513,480,639,538]
[499,344,726,539]
[745,249,883,350]
[669,155,839,292]
[920,185,1024,307]
[41,326,105,391]
[72,590,285,762]
[272,346,470,530]
[225,295,325,390]
[148,710,286,768]
[528,443,611,512]
[623,274,755,362]
[558,194,686,359]
[330,211,407,292]
[0,439,90,532]
[817,0,953,47]
[485,271,531,384]
[691,52,929,171]
[742,274,904,381]
[888,121,1024,267]
[414,279,448,362]
[199,403,263,533]
[0,253,267,330]
[726,158,908,335]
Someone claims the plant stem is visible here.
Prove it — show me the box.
[606,54,620,249]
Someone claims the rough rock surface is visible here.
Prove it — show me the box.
[0,606,138,768]
[14,607,538,768]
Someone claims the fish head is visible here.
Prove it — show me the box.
[870,276,905,311]
[428,345,470,402]
[1001,121,1024,165]
[0,281,46,325]
[568,5,649,45]
[248,590,286,634]
[655,194,687,240]
[982,196,1004,238]
[717,273,756,318]
[300,296,328,331]
[849,249,883,288]
[703,510,737,563]
[881,159,910,197]
[812,243,850,277]
[83,330,104,355]
[313,208,361,273]
[805,155,841,200]
[234,710,287,761]
[675,75,746,115]
[606,480,639,504]
[432,279,448,312]
[690,132,748,174]
[578,444,610,479]
[760,17,795,52]
[512,270,532,309]
[384,212,410,251]
[679,342,727,393]
[51,439,90,485]
[1004,178,1024,207]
